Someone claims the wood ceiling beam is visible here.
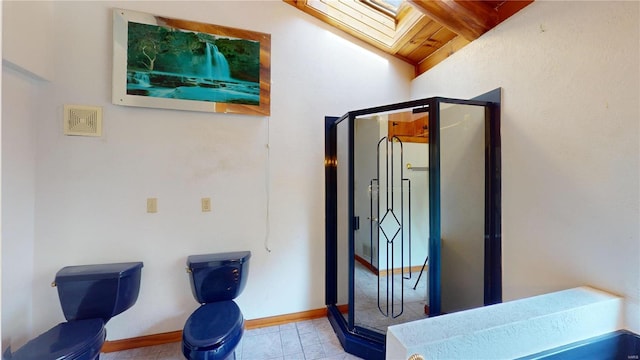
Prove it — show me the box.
[408,0,498,41]
[496,1,535,23]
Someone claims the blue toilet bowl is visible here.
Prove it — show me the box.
[9,262,143,360]
[182,301,244,360]
[182,251,251,360]
[10,319,105,360]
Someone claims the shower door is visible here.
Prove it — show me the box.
[352,111,430,336]
[325,92,502,360]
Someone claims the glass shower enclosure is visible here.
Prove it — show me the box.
[324,92,502,359]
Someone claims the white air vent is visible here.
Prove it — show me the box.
[64,105,102,136]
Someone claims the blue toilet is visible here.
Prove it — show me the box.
[10,262,143,360]
[182,251,251,360]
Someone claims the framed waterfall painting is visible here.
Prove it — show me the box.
[112,9,271,116]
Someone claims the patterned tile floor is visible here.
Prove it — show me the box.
[100,317,363,360]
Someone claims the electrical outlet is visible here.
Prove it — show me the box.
[147,198,158,213]
[201,198,211,212]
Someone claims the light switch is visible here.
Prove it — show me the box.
[201,198,211,212]
[147,198,158,213]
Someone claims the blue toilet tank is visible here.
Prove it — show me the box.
[54,262,143,322]
[187,251,251,304]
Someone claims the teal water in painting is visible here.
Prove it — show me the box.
[203,43,231,81]
[126,43,259,105]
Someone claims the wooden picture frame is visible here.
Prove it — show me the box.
[112,8,271,116]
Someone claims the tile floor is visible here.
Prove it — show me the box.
[100,262,426,359]
[100,317,363,360]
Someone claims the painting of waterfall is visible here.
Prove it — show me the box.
[113,9,271,116]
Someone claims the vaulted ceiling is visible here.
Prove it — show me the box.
[284,0,533,77]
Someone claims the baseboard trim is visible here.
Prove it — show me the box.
[354,254,379,275]
[102,330,182,352]
[102,307,332,353]
[379,264,426,277]
[244,307,327,329]
[353,254,427,277]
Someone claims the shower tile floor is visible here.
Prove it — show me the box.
[100,317,363,360]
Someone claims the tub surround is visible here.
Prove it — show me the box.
[386,286,625,359]
[518,330,640,359]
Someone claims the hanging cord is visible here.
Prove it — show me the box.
[264,119,272,253]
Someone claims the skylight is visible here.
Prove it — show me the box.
[286,0,533,77]
[363,0,405,17]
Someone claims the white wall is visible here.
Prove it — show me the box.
[1,65,39,352]
[2,0,413,345]
[411,1,639,332]
[402,141,429,269]
[2,0,53,350]
[2,1,54,81]
[0,0,4,349]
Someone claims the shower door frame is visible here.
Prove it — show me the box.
[325,92,502,359]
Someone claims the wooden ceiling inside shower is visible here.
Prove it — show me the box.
[388,111,428,143]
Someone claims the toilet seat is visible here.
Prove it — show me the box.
[182,301,244,359]
[11,318,106,360]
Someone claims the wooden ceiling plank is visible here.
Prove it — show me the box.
[289,3,391,50]
[405,27,457,62]
[408,0,497,41]
[284,0,306,9]
[455,0,499,23]
[415,35,470,76]
[390,9,429,52]
[395,2,415,22]
[484,1,508,10]
[309,0,396,45]
[395,19,443,57]
[495,0,534,23]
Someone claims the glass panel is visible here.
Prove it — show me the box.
[336,118,350,323]
[353,110,429,333]
[326,95,499,356]
[364,0,404,15]
[439,103,486,314]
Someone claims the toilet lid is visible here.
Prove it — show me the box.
[12,319,105,360]
[183,301,244,350]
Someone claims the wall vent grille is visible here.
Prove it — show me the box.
[64,105,102,136]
